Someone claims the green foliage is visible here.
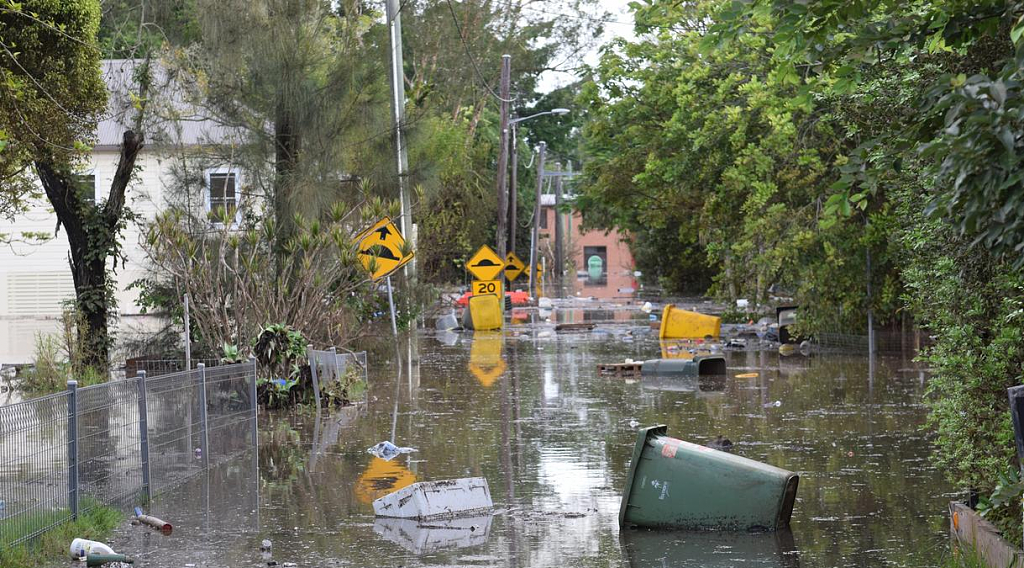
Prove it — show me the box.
[976,466,1024,547]
[253,323,308,383]
[0,499,121,568]
[896,181,1024,509]
[0,0,106,171]
[578,0,892,323]
[18,305,107,395]
[220,343,244,364]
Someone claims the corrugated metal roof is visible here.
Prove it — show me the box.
[97,59,244,149]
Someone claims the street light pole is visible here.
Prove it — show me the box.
[496,55,512,260]
[509,121,518,255]
[529,142,546,299]
[385,0,414,279]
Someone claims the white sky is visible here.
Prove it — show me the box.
[536,0,636,93]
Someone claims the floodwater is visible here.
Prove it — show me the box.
[107,309,953,567]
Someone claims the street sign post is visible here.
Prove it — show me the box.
[466,245,505,281]
[504,252,525,282]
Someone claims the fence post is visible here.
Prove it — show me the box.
[249,356,258,449]
[307,346,322,409]
[66,380,78,520]
[197,363,210,469]
[136,371,152,497]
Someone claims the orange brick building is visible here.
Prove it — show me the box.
[537,195,636,300]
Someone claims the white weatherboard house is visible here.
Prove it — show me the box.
[0,60,242,363]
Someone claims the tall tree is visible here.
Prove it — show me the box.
[2,0,147,370]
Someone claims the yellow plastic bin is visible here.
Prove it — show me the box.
[461,294,503,331]
[659,305,721,340]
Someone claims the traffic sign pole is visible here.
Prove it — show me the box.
[386,275,399,337]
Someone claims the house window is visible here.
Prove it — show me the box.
[583,245,607,286]
[71,174,96,203]
[540,207,549,229]
[205,168,241,224]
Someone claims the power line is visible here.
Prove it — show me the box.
[444,0,513,103]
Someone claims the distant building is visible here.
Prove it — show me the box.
[537,194,636,300]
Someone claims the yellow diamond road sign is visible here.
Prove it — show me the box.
[504,252,525,282]
[466,245,505,281]
[354,216,413,281]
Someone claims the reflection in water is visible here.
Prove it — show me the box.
[468,331,505,387]
[374,515,493,554]
[354,457,417,504]
[106,319,947,568]
[621,528,800,568]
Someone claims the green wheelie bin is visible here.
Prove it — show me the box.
[619,425,799,531]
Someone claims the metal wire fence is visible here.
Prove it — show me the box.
[125,358,221,378]
[0,391,72,548]
[308,348,368,407]
[813,330,927,354]
[0,360,257,550]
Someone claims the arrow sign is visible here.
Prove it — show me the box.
[504,251,525,282]
[353,217,414,281]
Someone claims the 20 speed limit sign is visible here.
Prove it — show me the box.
[472,280,502,295]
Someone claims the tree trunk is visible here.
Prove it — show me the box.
[275,102,300,259]
[36,130,143,372]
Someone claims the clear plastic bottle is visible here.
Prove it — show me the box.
[70,538,116,559]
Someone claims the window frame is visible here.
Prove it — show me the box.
[204,166,242,226]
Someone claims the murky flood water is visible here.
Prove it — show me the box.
[109,312,952,567]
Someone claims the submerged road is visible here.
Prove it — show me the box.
[107,306,951,567]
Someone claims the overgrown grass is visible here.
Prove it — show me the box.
[0,503,122,568]
[942,542,992,568]
[17,333,105,396]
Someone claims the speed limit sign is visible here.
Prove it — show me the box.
[472,279,502,296]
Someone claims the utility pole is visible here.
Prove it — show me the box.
[495,54,512,260]
[529,142,546,299]
[509,121,518,256]
[386,0,414,278]
[554,162,564,298]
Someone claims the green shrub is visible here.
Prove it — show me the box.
[19,333,105,396]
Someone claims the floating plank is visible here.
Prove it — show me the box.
[555,322,595,332]
[597,362,643,377]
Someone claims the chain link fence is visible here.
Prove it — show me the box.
[0,360,257,550]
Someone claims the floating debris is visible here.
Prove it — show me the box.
[374,478,493,520]
[367,441,417,461]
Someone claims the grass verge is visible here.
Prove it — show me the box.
[0,504,122,568]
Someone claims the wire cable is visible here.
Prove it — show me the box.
[444,0,513,103]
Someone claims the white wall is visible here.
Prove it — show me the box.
[0,150,175,361]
